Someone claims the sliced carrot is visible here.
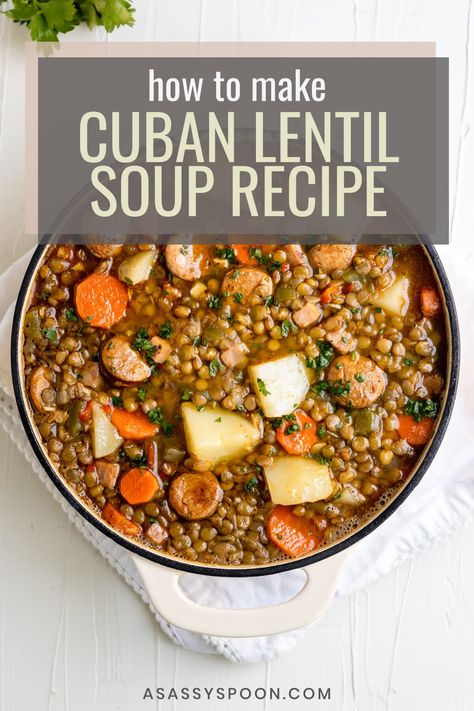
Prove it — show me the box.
[75,273,128,328]
[110,408,158,440]
[119,467,160,505]
[397,414,434,446]
[420,286,441,318]
[102,502,142,536]
[276,409,318,455]
[267,505,322,558]
[320,281,343,305]
[231,243,273,265]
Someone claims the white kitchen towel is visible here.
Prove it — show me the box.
[0,246,472,664]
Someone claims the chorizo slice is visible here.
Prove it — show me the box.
[87,244,122,259]
[29,365,56,412]
[323,314,357,354]
[165,244,211,281]
[101,335,151,383]
[327,355,387,408]
[222,266,273,304]
[168,471,223,520]
[309,244,356,273]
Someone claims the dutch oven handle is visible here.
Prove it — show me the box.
[132,550,348,638]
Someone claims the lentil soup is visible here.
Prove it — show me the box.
[20,242,446,566]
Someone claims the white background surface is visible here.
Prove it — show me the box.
[1,2,474,710]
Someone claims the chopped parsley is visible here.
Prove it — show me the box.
[374,307,382,313]
[133,328,156,355]
[65,308,78,322]
[233,292,243,304]
[248,247,265,264]
[317,425,327,438]
[355,373,366,383]
[196,405,206,412]
[404,398,438,422]
[158,321,173,339]
[264,295,273,307]
[215,246,237,263]
[207,294,222,310]
[403,357,414,366]
[137,388,147,402]
[43,328,58,342]
[215,416,222,423]
[330,380,351,397]
[111,396,123,407]
[209,358,221,377]
[257,378,271,396]
[181,387,193,401]
[245,476,259,491]
[281,319,296,338]
[312,379,351,398]
[313,454,331,465]
[306,342,335,371]
[147,407,174,436]
[285,422,301,435]
[192,336,202,346]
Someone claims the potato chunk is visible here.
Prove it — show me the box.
[371,276,409,317]
[249,354,310,417]
[91,402,123,458]
[181,403,261,464]
[264,456,333,505]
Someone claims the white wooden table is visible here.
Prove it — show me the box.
[1,3,473,709]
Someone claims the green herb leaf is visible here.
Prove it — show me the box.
[244,476,258,491]
[158,320,173,339]
[111,395,123,407]
[147,407,174,436]
[281,319,296,338]
[43,327,58,341]
[233,292,243,304]
[181,387,192,401]
[207,294,222,310]
[215,246,237,263]
[257,378,270,396]
[137,388,147,402]
[404,398,438,422]
[65,308,78,322]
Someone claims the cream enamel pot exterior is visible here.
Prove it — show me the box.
[11,244,459,638]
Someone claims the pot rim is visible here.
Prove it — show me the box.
[11,243,460,578]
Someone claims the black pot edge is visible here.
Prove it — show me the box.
[10,244,461,579]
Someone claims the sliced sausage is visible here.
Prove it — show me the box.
[168,471,223,520]
[101,335,151,383]
[95,460,120,489]
[323,314,357,354]
[87,244,122,259]
[165,244,211,281]
[150,336,172,364]
[327,355,387,408]
[284,244,312,270]
[222,266,273,304]
[293,301,322,328]
[309,244,356,273]
[29,365,55,412]
[146,521,168,546]
[221,341,249,368]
